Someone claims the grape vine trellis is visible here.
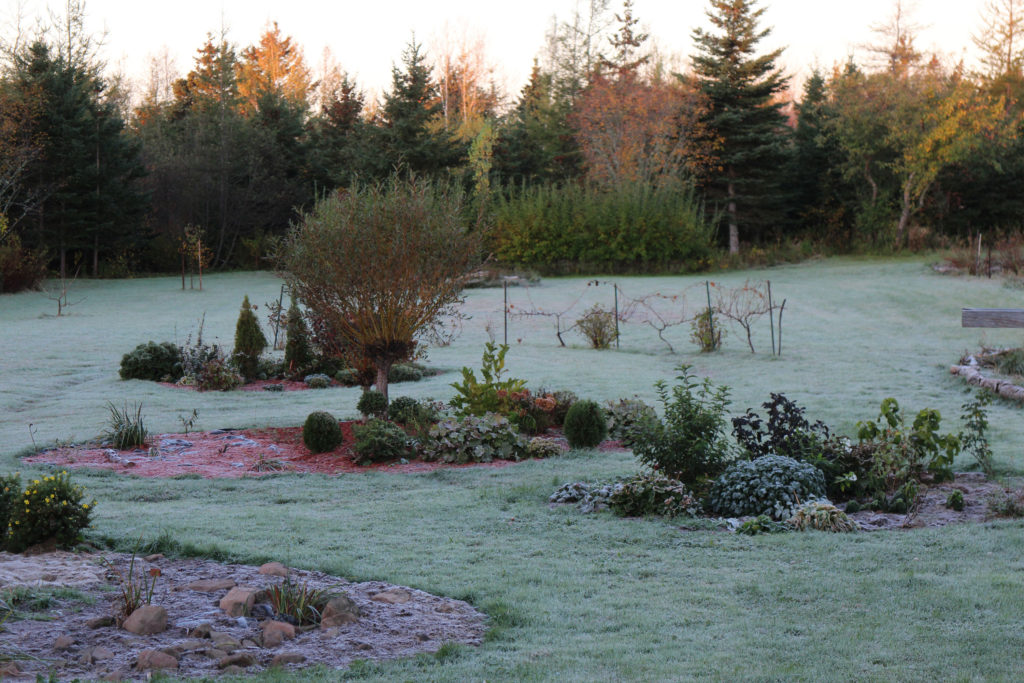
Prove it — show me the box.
[502,279,786,355]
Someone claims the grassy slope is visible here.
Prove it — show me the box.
[2,257,1024,681]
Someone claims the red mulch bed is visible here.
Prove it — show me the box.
[156,379,331,392]
[22,423,524,479]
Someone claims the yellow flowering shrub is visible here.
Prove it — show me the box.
[6,471,95,552]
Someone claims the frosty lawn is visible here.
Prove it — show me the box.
[1,256,1023,680]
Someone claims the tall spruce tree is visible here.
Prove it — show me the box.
[688,0,790,253]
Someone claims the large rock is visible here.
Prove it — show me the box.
[320,595,360,627]
[218,653,256,669]
[262,620,296,648]
[270,652,307,667]
[371,588,411,604]
[219,586,262,617]
[122,605,168,635]
[187,578,235,592]
[258,561,289,577]
[135,649,178,671]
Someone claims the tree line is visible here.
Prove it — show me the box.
[2,0,1024,290]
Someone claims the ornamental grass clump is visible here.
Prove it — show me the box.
[788,500,858,532]
[6,471,95,552]
[708,454,826,520]
[302,411,342,454]
[563,400,607,449]
[104,401,147,449]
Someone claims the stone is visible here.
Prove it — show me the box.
[81,645,115,664]
[221,665,246,675]
[435,602,456,613]
[218,653,256,669]
[371,588,411,604]
[179,639,208,651]
[258,561,289,577]
[135,649,178,671]
[0,661,20,677]
[241,638,259,648]
[187,578,235,592]
[143,553,164,562]
[202,648,228,660]
[211,632,241,652]
[262,619,296,648]
[53,634,75,651]
[122,604,168,635]
[320,595,360,627]
[86,615,115,629]
[100,669,127,681]
[270,652,307,667]
[188,623,213,638]
[219,585,262,617]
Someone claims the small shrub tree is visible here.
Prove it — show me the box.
[233,295,268,380]
[284,297,313,374]
[279,176,482,401]
[563,400,608,448]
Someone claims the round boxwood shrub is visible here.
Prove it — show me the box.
[707,454,826,520]
[119,341,182,381]
[563,400,608,449]
[357,390,388,418]
[304,373,331,389]
[303,411,343,453]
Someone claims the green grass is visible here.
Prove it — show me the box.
[3,257,1024,680]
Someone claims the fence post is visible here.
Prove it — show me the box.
[503,281,508,346]
[768,280,776,356]
[614,283,620,349]
[705,280,715,348]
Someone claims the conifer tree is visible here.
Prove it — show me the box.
[284,296,313,373]
[233,295,267,380]
[688,0,790,253]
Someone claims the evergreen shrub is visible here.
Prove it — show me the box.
[232,295,268,380]
[563,400,608,449]
[119,342,182,382]
[303,411,342,453]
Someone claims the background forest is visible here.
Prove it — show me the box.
[2,0,1024,289]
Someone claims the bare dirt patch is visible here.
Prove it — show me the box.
[0,552,486,681]
[23,424,519,478]
[846,472,1005,531]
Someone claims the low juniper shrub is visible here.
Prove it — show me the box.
[352,419,409,463]
[357,390,388,419]
[303,411,343,453]
[946,489,965,512]
[563,400,608,449]
[708,454,827,520]
[119,341,183,382]
[389,363,426,383]
[304,373,331,389]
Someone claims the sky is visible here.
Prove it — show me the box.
[3,0,989,101]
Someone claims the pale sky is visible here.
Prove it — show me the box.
[3,0,988,101]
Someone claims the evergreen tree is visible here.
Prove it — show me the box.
[284,296,313,373]
[233,294,267,380]
[688,0,790,253]
[377,39,464,177]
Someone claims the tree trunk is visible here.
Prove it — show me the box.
[92,234,98,277]
[727,176,739,255]
[374,362,392,405]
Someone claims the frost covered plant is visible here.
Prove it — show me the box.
[304,373,331,389]
[607,474,702,518]
[787,501,858,532]
[708,454,826,520]
[420,413,526,463]
[7,471,95,552]
[526,436,563,459]
[605,397,657,447]
[104,402,147,449]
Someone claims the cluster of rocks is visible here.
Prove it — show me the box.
[0,553,486,681]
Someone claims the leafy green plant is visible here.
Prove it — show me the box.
[630,365,733,493]
[563,400,608,449]
[7,471,95,552]
[788,501,858,532]
[103,544,161,624]
[0,474,21,548]
[104,401,147,449]
[526,436,563,459]
[736,515,790,535]
[304,373,331,389]
[607,473,702,518]
[856,398,960,498]
[946,490,965,512]
[960,391,995,478]
[708,455,827,520]
[232,295,268,381]
[732,393,833,462]
[421,413,526,464]
[449,342,527,417]
[986,488,1024,518]
[357,390,388,418]
[264,577,336,626]
[118,341,182,382]
[605,397,657,447]
[352,418,409,463]
[302,411,342,454]
[576,304,618,349]
[690,307,723,352]
[388,396,438,430]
